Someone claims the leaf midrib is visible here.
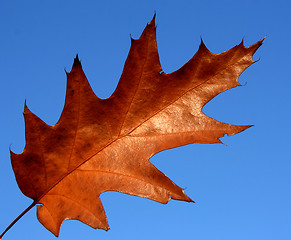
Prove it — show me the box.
[36,47,246,204]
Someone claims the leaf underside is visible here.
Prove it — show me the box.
[11,16,263,236]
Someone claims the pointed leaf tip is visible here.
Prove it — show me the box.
[198,37,209,52]
[23,100,30,113]
[73,54,81,67]
[152,12,156,22]
[247,38,265,57]
[149,12,156,26]
[239,37,245,46]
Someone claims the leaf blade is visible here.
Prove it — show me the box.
[9,16,263,237]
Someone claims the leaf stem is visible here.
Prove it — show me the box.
[0,201,36,239]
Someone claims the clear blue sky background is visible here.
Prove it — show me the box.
[0,0,290,239]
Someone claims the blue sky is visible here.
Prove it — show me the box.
[0,0,290,239]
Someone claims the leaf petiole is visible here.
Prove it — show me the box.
[0,201,36,239]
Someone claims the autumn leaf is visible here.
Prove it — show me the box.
[1,15,263,238]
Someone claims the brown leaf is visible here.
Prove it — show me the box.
[10,16,263,237]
